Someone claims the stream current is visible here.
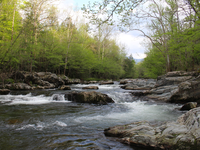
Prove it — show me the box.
[0,82,184,150]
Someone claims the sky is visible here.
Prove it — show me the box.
[58,0,147,59]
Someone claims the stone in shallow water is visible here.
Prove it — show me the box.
[66,91,114,105]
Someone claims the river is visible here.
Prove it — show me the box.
[0,82,184,150]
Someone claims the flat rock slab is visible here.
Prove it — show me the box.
[104,107,200,150]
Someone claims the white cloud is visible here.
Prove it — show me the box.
[118,32,147,59]
[57,0,147,59]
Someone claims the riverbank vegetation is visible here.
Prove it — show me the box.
[83,0,200,79]
[1,0,199,81]
[0,0,135,80]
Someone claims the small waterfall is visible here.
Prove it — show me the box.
[51,94,65,101]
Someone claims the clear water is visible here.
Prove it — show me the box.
[0,82,184,150]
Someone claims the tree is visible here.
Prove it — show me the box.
[21,0,59,72]
[83,0,200,76]
[123,54,135,78]
[0,0,22,73]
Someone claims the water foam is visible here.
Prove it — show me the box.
[0,93,70,105]
[16,121,67,130]
[73,100,181,125]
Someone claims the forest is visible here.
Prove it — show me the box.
[0,0,137,80]
[84,0,200,78]
[0,0,200,80]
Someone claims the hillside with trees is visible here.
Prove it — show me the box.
[83,0,200,79]
[0,0,135,81]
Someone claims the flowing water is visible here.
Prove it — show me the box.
[0,82,184,150]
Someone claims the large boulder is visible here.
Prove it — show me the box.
[145,85,179,101]
[104,107,200,150]
[40,72,64,87]
[170,81,200,103]
[66,91,114,105]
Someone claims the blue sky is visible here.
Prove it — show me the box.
[60,0,146,59]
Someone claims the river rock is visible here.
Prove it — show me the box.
[0,89,10,95]
[104,107,200,150]
[119,79,128,84]
[81,80,98,84]
[65,78,81,85]
[66,91,114,104]
[41,72,64,87]
[169,81,200,103]
[5,83,33,90]
[145,85,179,101]
[131,90,150,96]
[59,85,71,90]
[122,79,156,90]
[156,71,198,87]
[166,71,198,77]
[99,81,114,85]
[82,86,99,90]
[180,102,197,111]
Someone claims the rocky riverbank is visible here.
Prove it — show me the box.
[122,71,200,104]
[0,71,81,91]
[107,71,200,149]
[104,106,200,150]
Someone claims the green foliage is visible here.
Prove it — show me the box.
[5,78,14,84]
[0,0,128,80]
[123,54,135,78]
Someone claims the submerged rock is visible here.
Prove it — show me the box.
[66,91,114,105]
[104,107,200,150]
